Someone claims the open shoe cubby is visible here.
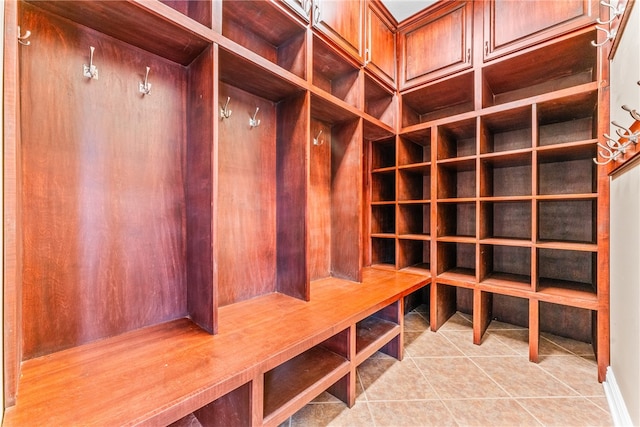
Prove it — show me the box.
[371,204,396,236]
[537,143,597,195]
[480,200,532,241]
[313,36,361,109]
[436,159,476,200]
[480,106,533,154]
[370,137,396,170]
[437,202,476,239]
[480,244,532,289]
[536,248,597,299]
[436,242,476,280]
[356,301,402,363]
[371,170,396,202]
[398,203,430,238]
[371,237,396,268]
[536,90,598,147]
[398,129,431,166]
[537,199,596,245]
[398,239,431,274]
[437,118,477,160]
[398,166,431,201]
[480,153,533,198]
[365,74,396,128]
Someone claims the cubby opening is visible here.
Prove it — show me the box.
[480,153,532,197]
[365,74,396,128]
[537,248,597,298]
[222,0,307,78]
[489,294,530,330]
[356,301,402,362]
[437,202,476,238]
[480,244,532,289]
[537,144,597,195]
[371,204,396,236]
[263,329,350,425]
[537,91,598,146]
[398,166,431,201]
[482,30,597,107]
[171,382,252,427]
[437,242,476,279]
[371,237,396,268]
[398,239,431,273]
[432,283,474,328]
[480,201,532,241]
[370,138,395,170]
[313,36,361,108]
[398,203,430,237]
[480,106,532,154]
[540,302,594,345]
[437,118,477,160]
[401,71,474,127]
[538,199,596,244]
[161,0,213,28]
[436,159,476,200]
[371,170,396,202]
[398,129,431,166]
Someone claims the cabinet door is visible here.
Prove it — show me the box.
[281,0,312,22]
[398,1,472,90]
[312,0,364,62]
[484,0,598,61]
[366,2,396,86]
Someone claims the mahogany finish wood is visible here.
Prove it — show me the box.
[312,0,364,62]
[365,0,397,87]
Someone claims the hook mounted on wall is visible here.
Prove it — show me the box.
[249,107,260,128]
[139,66,151,96]
[83,46,98,80]
[596,1,624,25]
[220,97,232,119]
[17,26,31,46]
[313,130,324,146]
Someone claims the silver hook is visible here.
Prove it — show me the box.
[139,66,151,95]
[313,130,324,146]
[249,107,260,128]
[220,97,232,119]
[621,105,640,121]
[83,46,98,79]
[591,26,616,47]
[17,26,31,46]
[596,1,624,24]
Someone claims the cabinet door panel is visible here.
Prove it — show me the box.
[281,0,312,22]
[399,1,472,90]
[484,0,597,60]
[313,0,364,61]
[366,3,396,86]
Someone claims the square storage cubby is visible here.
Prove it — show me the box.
[537,91,598,147]
[371,237,396,267]
[371,204,396,235]
[398,166,431,201]
[371,170,396,202]
[480,106,532,154]
[398,239,431,273]
[436,159,476,200]
[177,382,252,427]
[398,203,430,237]
[365,75,395,128]
[537,199,596,244]
[398,129,431,166]
[480,153,532,197]
[540,302,594,344]
[401,71,474,127]
[537,248,596,297]
[480,200,532,241]
[222,0,307,78]
[370,138,395,170]
[161,0,213,28]
[437,202,476,238]
[480,244,532,288]
[356,302,402,363]
[313,36,361,108]
[537,144,597,195]
[482,30,597,108]
[436,242,476,278]
[437,118,477,160]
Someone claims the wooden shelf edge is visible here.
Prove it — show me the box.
[355,320,401,365]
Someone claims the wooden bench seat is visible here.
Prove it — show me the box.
[4,268,429,426]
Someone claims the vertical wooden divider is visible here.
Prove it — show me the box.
[529,299,540,362]
[473,289,492,345]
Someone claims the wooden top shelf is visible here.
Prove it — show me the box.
[3,268,429,426]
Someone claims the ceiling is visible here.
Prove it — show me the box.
[380,0,440,23]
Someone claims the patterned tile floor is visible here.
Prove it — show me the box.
[281,306,612,427]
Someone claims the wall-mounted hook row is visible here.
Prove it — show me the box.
[139,66,151,96]
[220,97,232,119]
[17,26,31,46]
[313,130,324,146]
[591,26,617,47]
[83,46,98,79]
[249,107,260,128]
[596,0,625,24]
[621,105,640,121]
[593,120,640,165]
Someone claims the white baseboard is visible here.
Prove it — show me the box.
[604,366,635,426]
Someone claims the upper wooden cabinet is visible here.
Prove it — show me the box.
[398,1,473,90]
[366,1,397,87]
[281,0,312,22]
[484,0,598,61]
[312,0,365,62]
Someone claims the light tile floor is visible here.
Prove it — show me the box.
[282,305,613,427]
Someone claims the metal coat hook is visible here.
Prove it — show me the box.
[17,26,31,46]
[611,120,639,140]
[621,105,640,121]
[596,1,624,24]
[139,66,151,96]
[249,107,260,128]
[83,46,98,79]
[591,26,616,47]
[220,97,232,119]
[313,130,324,146]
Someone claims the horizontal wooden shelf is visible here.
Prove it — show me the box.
[535,241,598,252]
[398,234,430,241]
[400,264,432,276]
[437,236,476,243]
[535,194,597,201]
[398,163,431,172]
[398,199,431,205]
[436,197,477,203]
[372,166,396,173]
[355,317,400,365]
[479,238,532,247]
[437,268,476,285]
[371,233,395,239]
[537,279,598,309]
[480,273,533,290]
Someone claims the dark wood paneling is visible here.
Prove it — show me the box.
[160,0,213,28]
[216,83,277,306]
[192,382,252,427]
[366,1,396,86]
[20,5,189,359]
[313,0,364,61]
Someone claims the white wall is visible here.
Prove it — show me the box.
[609,1,640,425]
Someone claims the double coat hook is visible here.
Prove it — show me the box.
[220,97,232,119]
[17,26,31,46]
[249,107,260,128]
[139,66,151,95]
[83,46,98,79]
